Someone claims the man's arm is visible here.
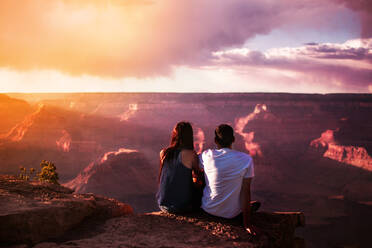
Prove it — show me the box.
[241,177,254,233]
[191,151,204,187]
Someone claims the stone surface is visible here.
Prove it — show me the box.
[0,175,305,247]
[0,175,133,245]
[32,211,305,248]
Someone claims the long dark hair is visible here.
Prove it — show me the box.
[159,121,194,181]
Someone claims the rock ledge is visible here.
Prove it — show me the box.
[0,175,133,245]
[1,175,305,247]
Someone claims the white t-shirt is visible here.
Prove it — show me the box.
[199,148,254,218]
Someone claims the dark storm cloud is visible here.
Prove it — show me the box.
[335,0,372,38]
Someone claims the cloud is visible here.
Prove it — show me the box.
[212,39,372,92]
[334,0,372,38]
[0,0,360,78]
[302,40,372,61]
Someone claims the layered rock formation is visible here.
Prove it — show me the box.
[311,129,372,171]
[0,104,101,178]
[0,94,32,134]
[3,92,372,248]
[0,175,133,245]
[0,101,159,180]
[64,148,157,208]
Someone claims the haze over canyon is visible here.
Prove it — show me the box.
[1,92,371,247]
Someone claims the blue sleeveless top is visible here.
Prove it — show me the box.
[156,149,193,213]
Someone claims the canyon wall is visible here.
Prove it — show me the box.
[1,93,372,247]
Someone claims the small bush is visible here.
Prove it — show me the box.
[19,166,28,181]
[38,160,59,185]
[19,166,37,181]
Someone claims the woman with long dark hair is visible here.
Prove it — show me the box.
[156,121,203,213]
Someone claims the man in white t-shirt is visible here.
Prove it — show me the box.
[199,124,259,235]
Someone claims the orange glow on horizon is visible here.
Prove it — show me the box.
[0,1,371,93]
[0,0,170,77]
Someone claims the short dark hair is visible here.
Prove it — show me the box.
[215,124,235,148]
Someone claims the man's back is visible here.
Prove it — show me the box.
[200,148,254,218]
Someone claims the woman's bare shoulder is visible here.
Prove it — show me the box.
[160,149,166,158]
[181,149,197,157]
[180,149,195,169]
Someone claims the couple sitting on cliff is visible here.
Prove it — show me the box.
[157,122,260,235]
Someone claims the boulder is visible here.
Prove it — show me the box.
[0,175,133,245]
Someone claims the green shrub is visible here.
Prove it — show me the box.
[18,161,59,184]
[18,166,36,181]
[19,166,28,181]
[38,160,59,185]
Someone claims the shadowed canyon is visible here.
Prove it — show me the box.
[1,93,372,248]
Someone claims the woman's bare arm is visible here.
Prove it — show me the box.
[241,178,253,232]
[159,149,165,163]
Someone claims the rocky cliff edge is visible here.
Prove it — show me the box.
[0,175,305,248]
[0,175,133,246]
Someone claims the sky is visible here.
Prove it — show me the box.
[0,0,371,93]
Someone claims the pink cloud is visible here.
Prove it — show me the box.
[0,0,364,78]
[212,39,372,92]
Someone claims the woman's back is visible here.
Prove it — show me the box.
[157,149,194,213]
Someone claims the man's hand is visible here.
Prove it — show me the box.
[246,226,255,235]
[245,225,260,236]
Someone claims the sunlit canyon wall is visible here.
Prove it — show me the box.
[1,93,372,246]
